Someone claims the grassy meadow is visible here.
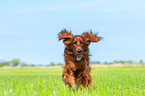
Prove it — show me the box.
[0,67,145,96]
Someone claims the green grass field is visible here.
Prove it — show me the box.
[0,67,145,96]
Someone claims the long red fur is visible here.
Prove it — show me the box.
[58,29,101,88]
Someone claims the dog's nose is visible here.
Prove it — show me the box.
[77,49,82,53]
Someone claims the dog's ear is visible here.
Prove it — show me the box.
[58,29,73,45]
[82,31,102,45]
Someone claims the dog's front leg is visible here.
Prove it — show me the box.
[62,68,76,88]
[77,68,92,88]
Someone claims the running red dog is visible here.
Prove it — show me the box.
[58,29,101,88]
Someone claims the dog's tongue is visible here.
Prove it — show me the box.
[76,55,82,61]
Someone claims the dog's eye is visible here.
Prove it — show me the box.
[73,42,76,46]
[73,42,77,44]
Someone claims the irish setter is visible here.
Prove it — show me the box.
[58,29,101,88]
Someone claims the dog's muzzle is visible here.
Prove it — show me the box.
[75,55,83,61]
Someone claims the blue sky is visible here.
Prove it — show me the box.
[0,0,145,64]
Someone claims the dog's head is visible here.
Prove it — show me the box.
[58,29,102,61]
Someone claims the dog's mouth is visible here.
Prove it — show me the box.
[75,55,83,61]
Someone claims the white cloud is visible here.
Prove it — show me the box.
[13,8,35,14]
[40,1,99,11]
[1,0,145,14]
[39,0,145,13]
[0,8,36,14]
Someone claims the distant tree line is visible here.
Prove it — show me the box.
[0,59,64,67]
[0,59,27,67]
[0,59,144,67]
[90,60,144,65]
